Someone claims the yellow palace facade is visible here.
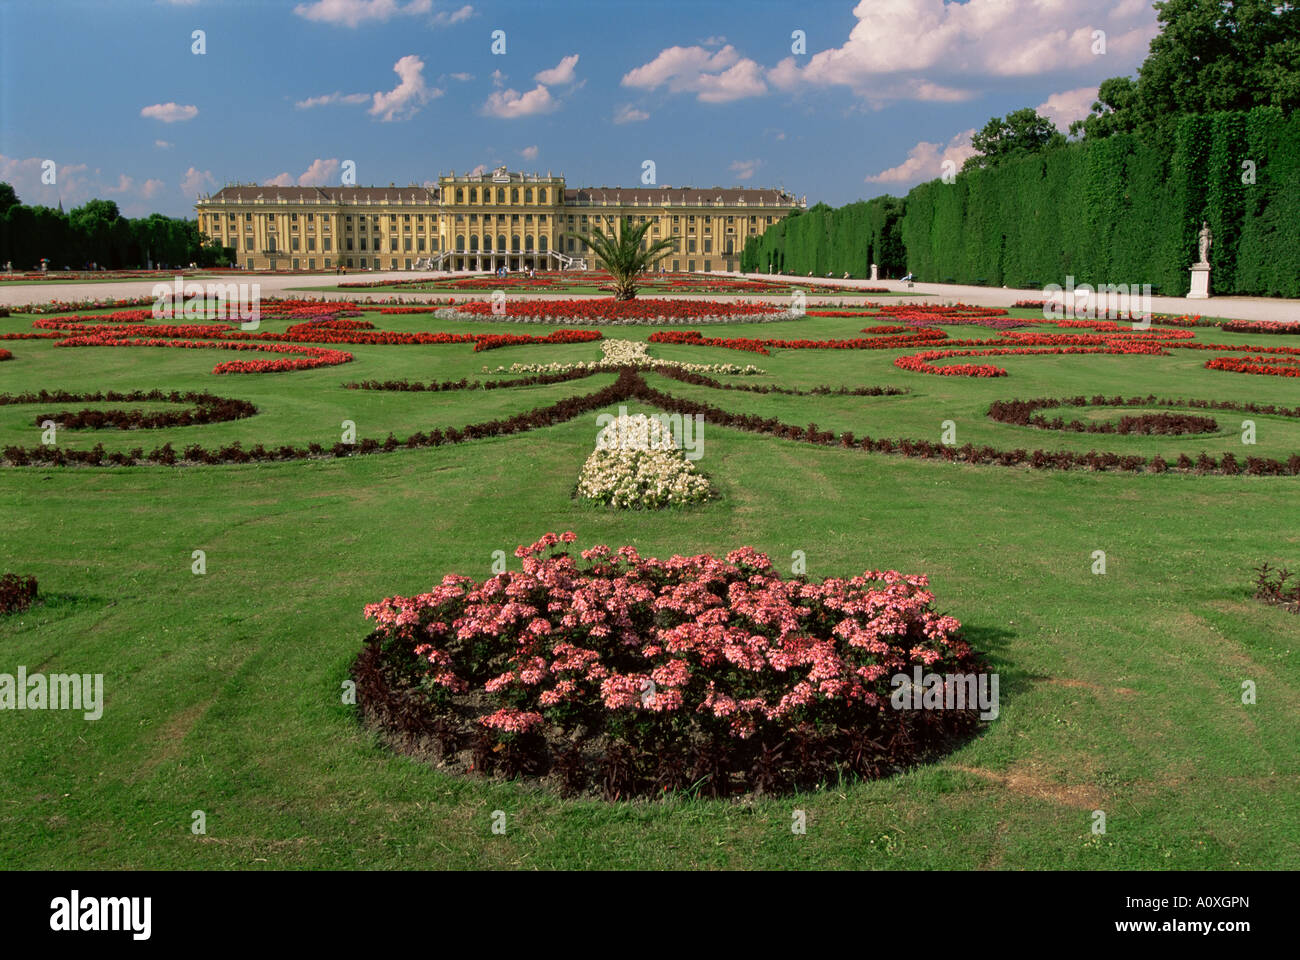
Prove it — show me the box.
[194,167,806,273]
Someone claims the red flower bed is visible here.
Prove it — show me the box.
[12,301,601,373]
[353,532,984,798]
[445,298,786,323]
[1205,356,1300,377]
[0,349,11,361]
[1222,320,1300,335]
[649,328,949,355]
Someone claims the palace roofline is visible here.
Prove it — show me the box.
[200,182,805,207]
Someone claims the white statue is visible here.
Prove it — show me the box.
[1197,221,1212,265]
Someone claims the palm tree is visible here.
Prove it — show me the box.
[572,216,677,300]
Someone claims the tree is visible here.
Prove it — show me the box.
[962,108,1065,171]
[573,216,676,300]
[1077,0,1300,138]
[0,182,18,219]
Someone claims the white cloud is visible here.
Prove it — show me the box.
[370,54,441,121]
[729,159,761,181]
[767,0,1157,101]
[622,45,766,103]
[448,71,473,82]
[0,154,175,214]
[264,158,340,186]
[469,164,488,176]
[534,54,578,86]
[520,145,539,160]
[181,166,217,197]
[431,3,472,25]
[700,35,726,47]
[490,69,505,87]
[293,0,432,27]
[865,129,977,184]
[295,91,369,109]
[482,83,555,118]
[154,139,174,149]
[141,102,198,123]
[1037,85,1099,131]
[613,104,649,124]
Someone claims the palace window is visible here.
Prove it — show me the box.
[456,188,464,203]
[524,188,532,203]
[539,236,547,253]
[469,188,478,203]
[498,188,507,203]
[539,188,547,203]
[512,235,520,252]
[704,239,712,253]
[497,234,506,251]
[525,234,535,251]
[324,238,331,251]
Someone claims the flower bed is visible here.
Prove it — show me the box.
[986,397,1221,435]
[1205,356,1300,377]
[0,349,11,362]
[437,298,796,325]
[0,574,38,615]
[576,413,712,509]
[352,533,983,798]
[1222,320,1300,335]
[489,338,766,375]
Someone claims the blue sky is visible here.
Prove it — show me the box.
[0,0,1160,217]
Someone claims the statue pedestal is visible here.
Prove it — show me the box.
[1187,263,1211,300]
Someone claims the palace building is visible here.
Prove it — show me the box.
[194,166,806,273]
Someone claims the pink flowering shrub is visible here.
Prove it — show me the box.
[353,533,984,799]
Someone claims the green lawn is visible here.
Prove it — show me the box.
[1,304,1297,869]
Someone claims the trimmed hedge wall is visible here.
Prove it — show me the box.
[904,107,1300,297]
[741,196,906,278]
[747,108,1299,298]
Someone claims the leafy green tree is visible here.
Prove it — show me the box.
[573,215,676,300]
[1077,0,1300,138]
[962,108,1065,171]
[0,182,19,219]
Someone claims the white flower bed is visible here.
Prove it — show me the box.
[489,338,765,376]
[576,412,713,509]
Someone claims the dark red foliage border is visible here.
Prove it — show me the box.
[0,389,258,431]
[0,574,37,616]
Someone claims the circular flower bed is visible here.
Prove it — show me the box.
[986,397,1221,435]
[352,533,985,799]
[1,389,258,430]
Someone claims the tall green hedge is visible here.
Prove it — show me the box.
[901,107,1299,297]
[741,196,906,278]
[752,107,1299,298]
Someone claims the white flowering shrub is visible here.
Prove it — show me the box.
[576,412,713,509]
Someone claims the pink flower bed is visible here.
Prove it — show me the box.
[353,532,984,798]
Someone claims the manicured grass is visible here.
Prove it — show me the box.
[1,303,1298,869]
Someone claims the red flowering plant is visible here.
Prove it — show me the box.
[353,532,986,798]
